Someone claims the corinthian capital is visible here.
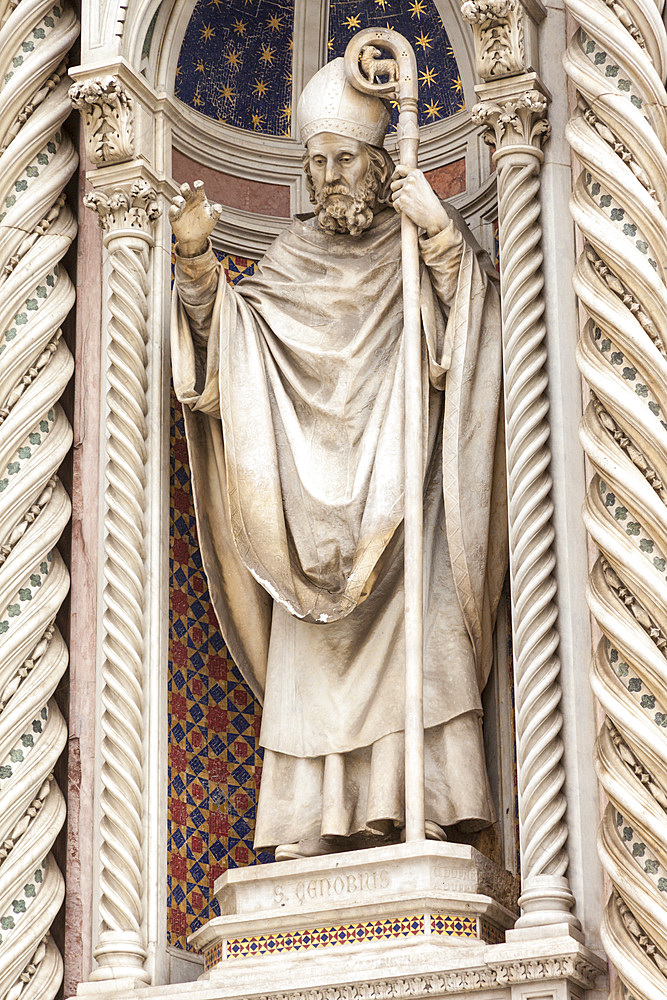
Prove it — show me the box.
[472,88,550,150]
[84,180,161,234]
[69,75,135,165]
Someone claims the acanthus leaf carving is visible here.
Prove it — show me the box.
[69,75,135,165]
[461,0,525,80]
[471,90,550,149]
[84,180,161,234]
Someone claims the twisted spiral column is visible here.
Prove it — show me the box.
[563,0,667,993]
[0,0,78,998]
[472,85,579,929]
[84,181,160,985]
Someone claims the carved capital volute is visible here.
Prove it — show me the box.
[461,0,545,82]
[472,82,550,159]
[69,75,135,165]
[84,180,161,241]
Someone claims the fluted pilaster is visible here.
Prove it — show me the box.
[84,180,160,986]
[0,1,78,998]
[564,0,667,992]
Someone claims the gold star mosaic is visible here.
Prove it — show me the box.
[175,0,295,135]
[328,0,464,127]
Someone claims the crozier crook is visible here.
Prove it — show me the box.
[344,29,425,844]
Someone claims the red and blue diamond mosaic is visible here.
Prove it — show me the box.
[168,253,272,952]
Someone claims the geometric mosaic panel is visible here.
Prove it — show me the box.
[203,912,505,968]
[168,253,273,952]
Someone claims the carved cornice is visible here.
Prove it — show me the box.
[69,75,135,164]
[472,88,550,152]
[84,180,161,235]
[217,954,603,1000]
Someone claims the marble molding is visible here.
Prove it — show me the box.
[83,179,161,988]
[66,845,605,1000]
[0,1,79,1000]
[69,76,135,165]
[563,0,667,993]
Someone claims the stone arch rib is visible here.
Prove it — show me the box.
[0,1,79,999]
[564,0,667,994]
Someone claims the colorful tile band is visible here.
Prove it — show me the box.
[203,911,505,969]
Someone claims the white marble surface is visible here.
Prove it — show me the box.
[188,842,517,959]
[69,931,606,1000]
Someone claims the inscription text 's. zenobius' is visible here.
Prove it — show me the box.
[272,869,391,906]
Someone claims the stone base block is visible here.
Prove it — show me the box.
[192,842,518,970]
[71,844,607,1000]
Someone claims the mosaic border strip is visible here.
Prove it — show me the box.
[204,913,505,969]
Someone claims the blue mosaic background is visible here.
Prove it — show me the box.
[175,0,462,134]
[168,254,274,952]
[175,0,295,134]
[327,0,463,128]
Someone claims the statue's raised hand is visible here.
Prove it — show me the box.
[169,180,222,258]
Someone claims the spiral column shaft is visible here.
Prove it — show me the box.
[0,1,78,999]
[563,0,667,993]
[471,79,579,929]
[83,182,160,985]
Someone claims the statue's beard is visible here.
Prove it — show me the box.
[313,176,378,237]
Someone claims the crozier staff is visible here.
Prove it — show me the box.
[170,55,508,860]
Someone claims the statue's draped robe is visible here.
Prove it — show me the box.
[171,209,507,848]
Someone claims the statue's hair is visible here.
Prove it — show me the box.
[302,144,395,208]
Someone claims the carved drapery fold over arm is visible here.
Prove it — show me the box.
[564,0,667,992]
[464,0,580,932]
[0,2,79,1000]
[84,180,160,986]
[174,244,220,344]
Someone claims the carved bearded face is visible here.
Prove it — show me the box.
[304,132,394,237]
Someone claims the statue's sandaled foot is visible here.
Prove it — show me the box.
[274,837,343,861]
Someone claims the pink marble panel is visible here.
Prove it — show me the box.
[172,150,291,217]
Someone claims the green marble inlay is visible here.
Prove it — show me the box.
[584,176,654,261]
[616,810,667,887]
[599,479,667,576]
[0,552,52,638]
[0,267,58,352]
[579,31,644,108]
[3,6,63,84]
[608,642,667,729]
[0,863,46,946]
[592,328,667,430]
[2,406,55,484]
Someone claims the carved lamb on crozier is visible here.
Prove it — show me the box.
[360,45,398,84]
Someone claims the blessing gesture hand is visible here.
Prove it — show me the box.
[169,180,222,257]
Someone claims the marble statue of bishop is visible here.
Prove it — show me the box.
[170,58,508,860]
